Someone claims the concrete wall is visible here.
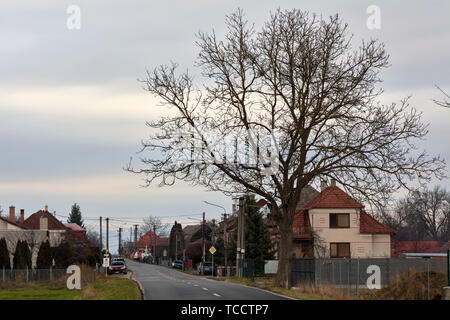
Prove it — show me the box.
[309,208,391,258]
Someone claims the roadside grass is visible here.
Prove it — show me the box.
[80,277,141,300]
[0,265,141,300]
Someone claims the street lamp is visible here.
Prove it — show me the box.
[203,201,229,268]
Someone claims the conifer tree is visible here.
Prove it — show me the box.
[0,238,10,269]
[67,203,84,229]
[36,240,53,269]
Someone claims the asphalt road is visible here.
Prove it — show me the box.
[125,259,288,300]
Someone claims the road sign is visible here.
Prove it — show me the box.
[209,246,216,255]
[163,249,167,257]
[102,258,110,267]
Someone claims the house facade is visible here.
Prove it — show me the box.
[0,206,66,268]
[292,183,396,259]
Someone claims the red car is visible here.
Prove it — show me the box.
[108,261,127,274]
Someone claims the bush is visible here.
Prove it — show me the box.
[0,238,10,269]
[36,240,53,269]
[13,240,32,269]
[376,271,447,300]
[53,241,74,268]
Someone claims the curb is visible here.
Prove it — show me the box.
[130,270,146,300]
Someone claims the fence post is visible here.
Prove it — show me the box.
[347,259,351,295]
[50,266,52,281]
[386,258,390,287]
[444,250,450,300]
[427,258,430,300]
[2,267,4,282]
[356,258,359,297]
[26,266,28,282]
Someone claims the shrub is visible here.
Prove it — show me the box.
[36,240,53,269]
[53,241,74,268]
[0,238,10,269]
[13,240,31,269]
[376,271,447,300]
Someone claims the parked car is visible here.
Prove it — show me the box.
[197,262,215,276]
[172,260,184,269]
[112,257,125,264]
[108,261,127,274]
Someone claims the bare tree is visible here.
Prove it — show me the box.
[127,9,445,287]
[433,85,450,108]
[140,216,169,237]
[85,229,100,247]
[397,186,450,241]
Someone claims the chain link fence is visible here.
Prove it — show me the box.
[291,257,448,299]
[1,268,68,282]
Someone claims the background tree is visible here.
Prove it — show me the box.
[53,241,73,268]
[85,229,100,248]
[36,240,53,269]
[433,85,450,108]
[396,186,449,241]
[13,240,32,269]
[128,9,445,288]
[168,221,184,259]
[67,203,84,229]
[244,195,274,265]
[140,215,169,237]
[0,238,10,269]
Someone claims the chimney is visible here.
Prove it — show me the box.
[320,180,328,191]
[40,216,48,230]
[9,206,15,222]
[20,209,25,224]
[331,178,337,187]
[44,204,48,212]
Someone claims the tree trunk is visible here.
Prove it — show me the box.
[274,216,293,289]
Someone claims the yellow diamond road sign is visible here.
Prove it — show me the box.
[209,246,216,254]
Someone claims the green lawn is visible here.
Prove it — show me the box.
[0,276,141,300]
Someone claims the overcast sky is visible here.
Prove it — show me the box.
[1,1,449,253]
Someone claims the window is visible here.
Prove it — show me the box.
[329,213,350,228]
[330,243,350,258]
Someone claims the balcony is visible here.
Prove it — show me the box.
[293,226,312,239]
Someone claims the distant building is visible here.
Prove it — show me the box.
[137,231,169,258]
[64,223,86,239]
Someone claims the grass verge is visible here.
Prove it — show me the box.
[0,266,141,300]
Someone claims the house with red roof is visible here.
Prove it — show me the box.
[393,241,442,257]
[290,180,396,258]
[137,231,169,258]
[65,223,86,239]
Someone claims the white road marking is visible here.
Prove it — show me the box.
[202,287,209,291]
[213,293,221,297]
[193,284,199,287]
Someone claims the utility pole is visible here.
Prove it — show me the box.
[134,225,138,251]
[175,232,178,260]
[223,213,228,267]
[236,197,245,277]
[106,217,109,277]
[202,212,205,264]
[118,228,122,256]
[99,216,103,252]
[153,224,156,263]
